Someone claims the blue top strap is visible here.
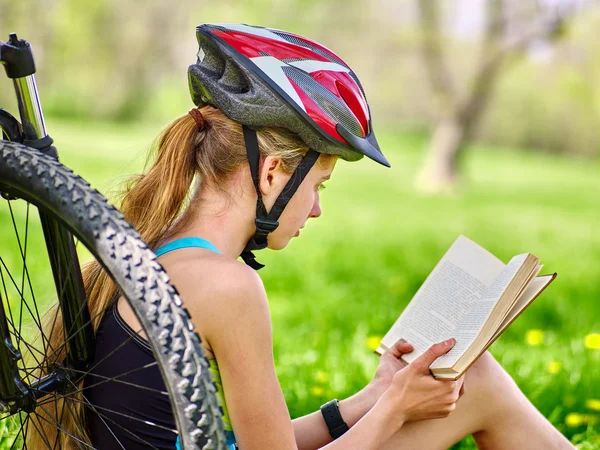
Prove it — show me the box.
[154,237,221,257]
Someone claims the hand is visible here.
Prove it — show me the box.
[369,339,415,401]
[382,339,465,424]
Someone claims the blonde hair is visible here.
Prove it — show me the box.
[26,106,331,448]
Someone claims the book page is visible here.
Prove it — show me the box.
[489,274,555,343]
[380,236,505,364]
[432,274,556,380]
[430,253,529,369]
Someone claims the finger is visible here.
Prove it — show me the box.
[456,376,465,398]
[388,339,414,358]
[458,382,465,398]
[412,338,456,371]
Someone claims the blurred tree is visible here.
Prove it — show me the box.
[415,0,578,192]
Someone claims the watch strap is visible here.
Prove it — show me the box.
[320,399,349,439]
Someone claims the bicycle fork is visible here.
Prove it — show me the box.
[0,33,95,413]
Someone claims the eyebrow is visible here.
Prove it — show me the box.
[321,175,331,181]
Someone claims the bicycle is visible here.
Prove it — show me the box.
[0,33,226,449]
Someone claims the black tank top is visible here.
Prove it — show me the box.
[84,302,178,449]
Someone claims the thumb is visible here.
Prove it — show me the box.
[387,339,414,359]
[413,338,456,372]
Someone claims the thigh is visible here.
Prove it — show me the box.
[379,352,500,450]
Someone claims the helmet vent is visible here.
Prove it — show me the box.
[271,31,346,66]
[282,66,362,137]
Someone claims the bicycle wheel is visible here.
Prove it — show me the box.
[0,140,226,449]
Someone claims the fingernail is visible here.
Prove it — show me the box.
[444,338,455,347]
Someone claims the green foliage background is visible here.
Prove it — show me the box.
[2,0,600,155]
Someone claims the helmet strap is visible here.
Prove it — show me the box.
[240,125,319,270]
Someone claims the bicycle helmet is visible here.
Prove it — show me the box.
[188,23,390,269]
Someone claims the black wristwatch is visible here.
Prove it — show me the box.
[320,399,349,439]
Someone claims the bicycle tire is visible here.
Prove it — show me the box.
[0,140,226,449]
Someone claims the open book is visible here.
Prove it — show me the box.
[376,235,556,380]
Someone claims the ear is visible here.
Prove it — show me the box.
[258,155,287,196]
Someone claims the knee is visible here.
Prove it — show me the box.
[464,351,515,409]
[465,352,509,399]
[469,351,501,380]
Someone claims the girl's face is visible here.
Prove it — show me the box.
[267,155,337,250]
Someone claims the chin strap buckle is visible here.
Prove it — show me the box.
[240,250,265,270]
[255,218,279,235]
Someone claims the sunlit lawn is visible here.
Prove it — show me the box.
[1,117,599,449]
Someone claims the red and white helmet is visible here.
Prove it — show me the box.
[188,23,389,167]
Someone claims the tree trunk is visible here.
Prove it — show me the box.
[416,115,467,193]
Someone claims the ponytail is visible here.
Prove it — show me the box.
[121,114,200,249]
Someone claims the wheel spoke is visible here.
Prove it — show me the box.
[81,406,162,450]
[27,412,55,449]
[54,394,177,434]
[7,201,26,350]
[73,394,165,450]
[21,202,50,361]
[0,256,51,349]
[0,262,19,348]
[34,402,95,449]
[48,308,151,385]
[44,303,118,375]
[53,390,63,450]
[8,414,27,450]
[45,263,105,372]
[62,376,127,450]
[66,362,166,396]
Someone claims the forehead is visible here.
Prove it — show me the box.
[315,154,338,174]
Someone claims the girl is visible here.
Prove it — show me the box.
[69,24,576,449]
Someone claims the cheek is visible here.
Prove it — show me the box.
[278,189,314,228]
[294,189,316,219]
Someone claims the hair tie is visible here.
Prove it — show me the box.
[188,108,205,131]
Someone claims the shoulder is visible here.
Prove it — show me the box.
[159,250,271,351]
[161,248,265,299]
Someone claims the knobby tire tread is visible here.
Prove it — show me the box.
[0,141,226,450]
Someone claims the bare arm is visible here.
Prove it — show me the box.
[178,257,461,450]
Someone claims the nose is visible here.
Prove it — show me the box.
[309,192,322,219]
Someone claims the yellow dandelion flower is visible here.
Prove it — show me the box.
[565,413,598,427]
[314,371,329,384]
[311,386,325,397]
[525,329,544,346]
[585,399,600,412]
[366,336,383,351]
[547,361,561,375]
[584,333,600,350]
[565,413,585,427]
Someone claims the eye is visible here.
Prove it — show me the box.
[318,182,327,192]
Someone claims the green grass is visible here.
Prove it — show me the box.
[1,118,600,448]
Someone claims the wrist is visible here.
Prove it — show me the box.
[338,385,378,428]
[366,376,387,403]
[374,390,406,432]
[356,393,405,443]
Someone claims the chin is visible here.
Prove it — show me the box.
[267,236,292,251]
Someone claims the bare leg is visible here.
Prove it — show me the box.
[380,352,574,450]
